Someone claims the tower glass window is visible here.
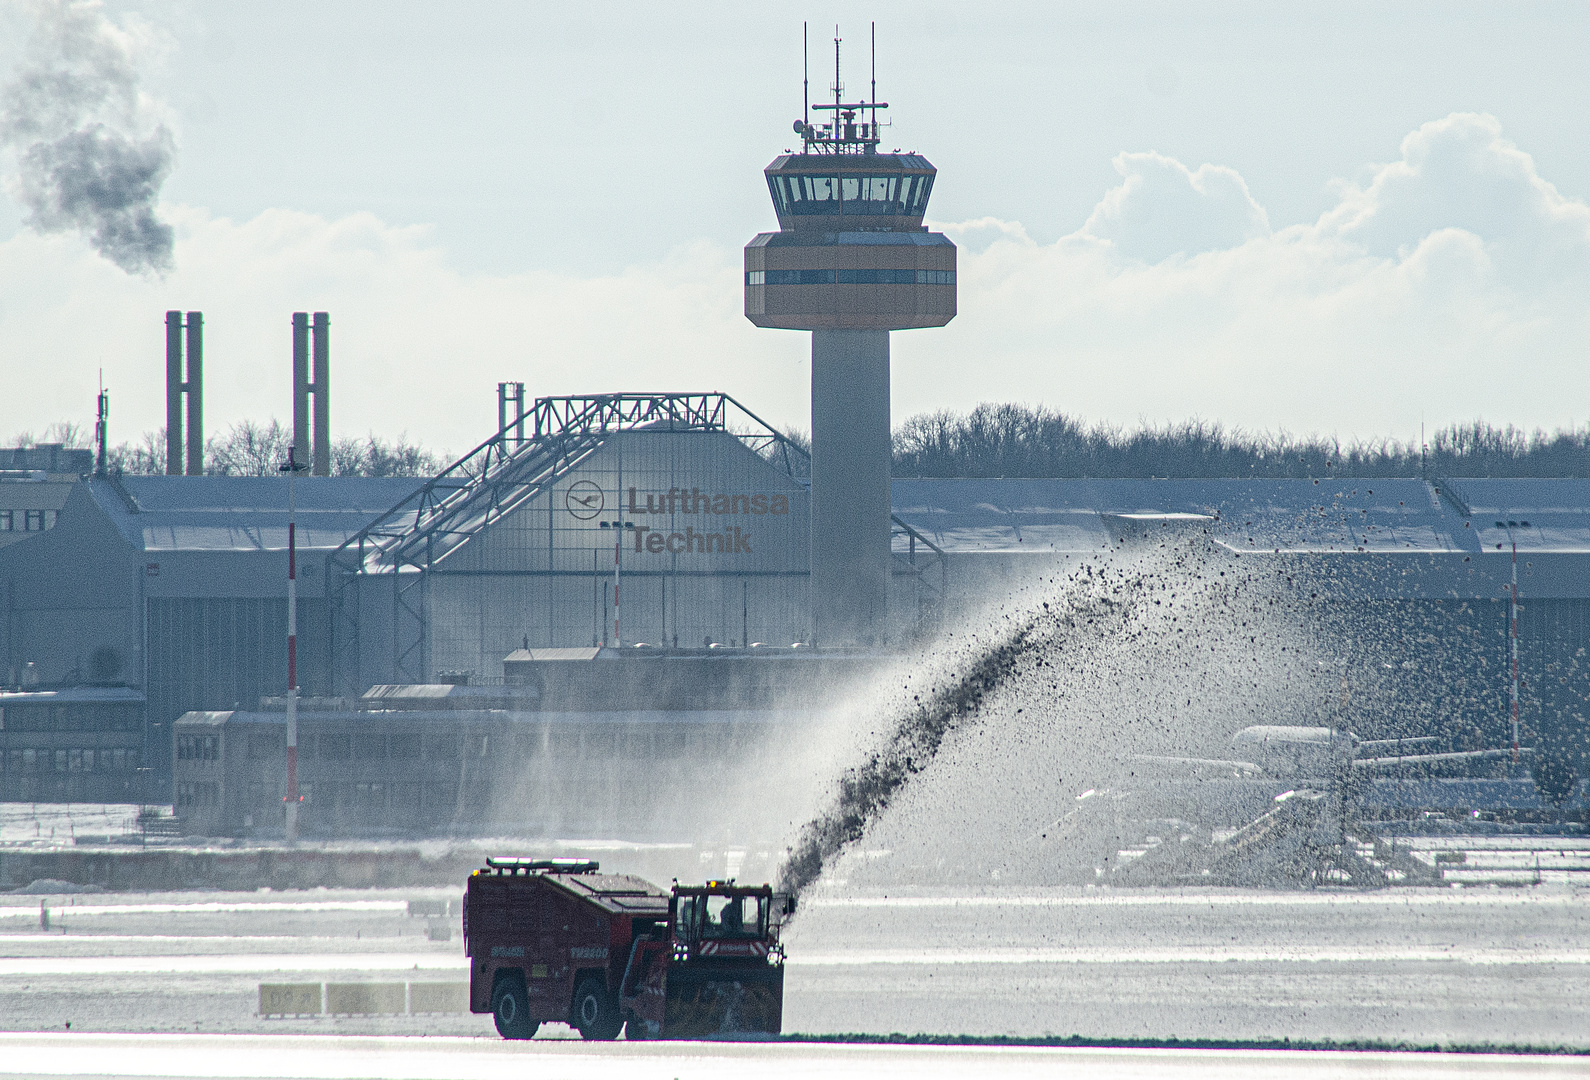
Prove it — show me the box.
[840,175,901,213]
[769,173,931,216]
[772,175,840,213]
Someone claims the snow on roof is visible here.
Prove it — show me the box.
[890,477,1590,556]
[62,474,1590,558]
[0,686,145,704]
[88,476,427,553]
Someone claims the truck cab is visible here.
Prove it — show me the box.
[619,880,786,1039]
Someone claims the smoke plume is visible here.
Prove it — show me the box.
[0,0,175,274]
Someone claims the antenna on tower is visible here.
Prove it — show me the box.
[833,25,842,119]
[799,24,888,153]
[95,369,108,477]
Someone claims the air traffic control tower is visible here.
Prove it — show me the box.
[745,33,956,645]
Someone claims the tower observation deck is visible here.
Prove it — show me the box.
[745,28,957,645]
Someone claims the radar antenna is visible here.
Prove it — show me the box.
[791,23,889,154]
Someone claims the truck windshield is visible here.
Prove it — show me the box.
[701,894,764,940]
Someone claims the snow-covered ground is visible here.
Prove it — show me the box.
[0,882,1586,1075]
[0,1032,1576,1080]
[0,884,1586,1042]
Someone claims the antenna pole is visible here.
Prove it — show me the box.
[834,26,841,119]
[803,22,809,140]
[1512,539,1521,763]
[871,22,877,129]
[283,446,301,843]
[95,370,108,477]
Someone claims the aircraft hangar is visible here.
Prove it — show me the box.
[5,397,1590,817]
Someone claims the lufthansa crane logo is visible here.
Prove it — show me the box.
[566,480,604,520]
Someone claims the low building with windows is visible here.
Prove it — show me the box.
[171,690,810,840]
[0,686,147,802]
[0,444,90,552]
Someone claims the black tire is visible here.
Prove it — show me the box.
[572,977,622,1041]
[491,973,538,1040]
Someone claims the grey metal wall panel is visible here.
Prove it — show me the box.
[394,429,815,679]
[146,598,290,782]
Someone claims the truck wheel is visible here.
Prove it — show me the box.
[572,977,621,1041]
[491,974,538,1040]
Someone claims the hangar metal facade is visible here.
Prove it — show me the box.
[327,393,946,695]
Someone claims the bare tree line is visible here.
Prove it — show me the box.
[7,420,443,477]
[16,405,1590,480]
[891,404,1590,479]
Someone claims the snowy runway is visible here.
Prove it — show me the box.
[0,884,1586,1053]
[0,1033,1579,1080]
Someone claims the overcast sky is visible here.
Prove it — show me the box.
[2,1,1589,457]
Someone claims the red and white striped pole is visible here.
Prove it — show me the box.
[280,447,307,840]
[1511,540,1521,763]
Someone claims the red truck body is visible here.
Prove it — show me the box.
[464,857,787,1040]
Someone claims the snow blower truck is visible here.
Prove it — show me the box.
[464,857,793,1040]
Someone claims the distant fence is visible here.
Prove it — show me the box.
[260,981,469,1017]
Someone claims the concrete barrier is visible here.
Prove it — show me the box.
[325,982,407,1016]
[260,981,469,1017]
[259,983,323,1016]
[408,982,470,1014]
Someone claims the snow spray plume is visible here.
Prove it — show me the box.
[776,614,1040,898]
[0,0,175,274]
[774,536,1316,900]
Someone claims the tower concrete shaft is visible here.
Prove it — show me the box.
[810,330,892,646]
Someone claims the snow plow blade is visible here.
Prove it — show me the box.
[660,962,784,1039]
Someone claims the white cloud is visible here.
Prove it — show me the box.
[897,112,1590,439]
[1077,151,1271,263]
[2,111,1588,453]
[1320,113,1590,279]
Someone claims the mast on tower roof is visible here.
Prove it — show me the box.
[791,23,888,153]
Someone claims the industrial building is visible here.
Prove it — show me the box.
[0,444,92,553]
[0,473,424,797]
[8,445,1590,820]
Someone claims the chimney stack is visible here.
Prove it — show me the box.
[164,311,203,475]
[292,312,331,477]
[497,382,525,447]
